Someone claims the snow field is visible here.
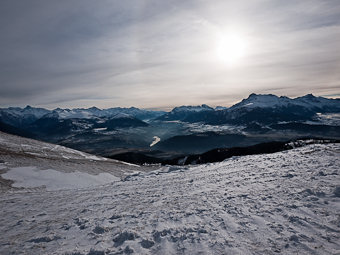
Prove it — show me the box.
[0,144,339,254]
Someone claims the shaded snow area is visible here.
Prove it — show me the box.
[2,167,120,191]
[0,131,136,167]
[0,131,107,162]
[1,144,340,254]
[0,131,140,183]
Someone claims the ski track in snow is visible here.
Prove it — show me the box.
[0,144,340,254]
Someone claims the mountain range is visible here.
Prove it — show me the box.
[1,94,339,126]
[0,93,339,162]
[158,93,340,124]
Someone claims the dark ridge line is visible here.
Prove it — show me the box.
[109,138,340,166]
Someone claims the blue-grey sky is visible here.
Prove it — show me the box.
[0,0,340,110]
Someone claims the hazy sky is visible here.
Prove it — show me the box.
[1,0,340,110]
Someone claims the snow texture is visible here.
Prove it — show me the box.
[2,167,120,191]
[0,131,135,166]
[1,143,340,254]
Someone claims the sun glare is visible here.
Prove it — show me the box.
[215,33,247,66]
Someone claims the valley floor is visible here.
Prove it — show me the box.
[0,144,340,254]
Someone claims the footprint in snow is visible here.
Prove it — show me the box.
[140,239,155,249]
[92,226,106,234]
[113,231,137,247]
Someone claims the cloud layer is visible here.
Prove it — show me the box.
[0,0,339,109]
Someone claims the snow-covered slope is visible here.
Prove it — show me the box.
[0,131,110,161]
[0,136,339,254]
[208,93,340,125]
[0,105,51,119]
[0,105,51,126]
[0,131,142,191]
[54,108,97,119]
[157,104,214,122]
[52,107,165,120]
[155,94,340,124]
[103,107,166,120]
[0,106,166,124]
[231,94,292,109]
[172,104,214,113]
[294,94,340,110]
[231,93,340,111]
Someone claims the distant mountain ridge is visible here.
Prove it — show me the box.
[0,106,158,142]
[1,93,339,125]
[1,94,339,128]
[0,93,339,160]
[212,93,340,125]
[157,104,215,122]
[0,106,165,124]
[157,93,340,124]
[231,93,340,111]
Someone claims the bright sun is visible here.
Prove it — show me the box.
[215,33,247,66]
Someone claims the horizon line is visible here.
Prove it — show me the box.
[1,92,339,111]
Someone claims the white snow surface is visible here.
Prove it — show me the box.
[0,131,115,162]
[2,167,120,191]
[232,93,340,111]
[150,136,161,147]
[54,109,96,119]
[0,106,50,119]
[172,104,214,113]
[0,144,339,254]
[50,107,164,120]
[233,94,292,109]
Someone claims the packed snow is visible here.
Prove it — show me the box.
[0,142,339,254]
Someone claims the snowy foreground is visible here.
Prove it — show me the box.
[0,136,340,254]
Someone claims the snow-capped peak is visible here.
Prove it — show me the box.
[110,113,134,119]
[50,108,96,119]
[172,104,214,113]
[0,106,50,119]
[231,93,340,111]
[292,94,340,110]
[231,94,291,109]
